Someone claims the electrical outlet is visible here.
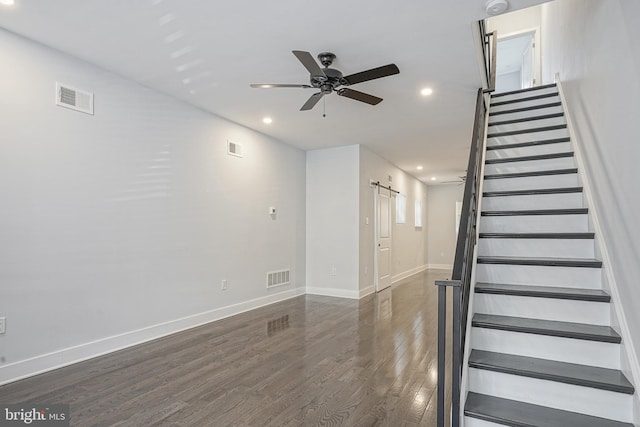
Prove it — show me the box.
[221,279,227,290]
[0,317,5,334]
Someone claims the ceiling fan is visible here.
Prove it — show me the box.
[250,51,399,111]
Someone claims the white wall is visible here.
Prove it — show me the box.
[540,0,640,421]
[306,145,360,298]
[359,146,428,292]
[426,184,465,270]
[0,29,306,384]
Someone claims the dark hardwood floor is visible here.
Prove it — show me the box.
[0,269,452,426]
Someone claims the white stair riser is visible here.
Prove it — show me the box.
[464,416,504,427]
[488,116,566,134]
[476,264,602,289]
[478,238,594,258]
[471,327,620,369]
[485,142,573,158]
[492,87,559,104]
[484,157,576,175]
[481,193,584,211]
[490,95,561,113]
[468,369,633,423]
[482,174,578,192]
[487,128,569,145]
[489,105,564,123]
[479,215,590,233]
[474,294,609,325]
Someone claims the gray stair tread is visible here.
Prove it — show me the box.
[479,232,594,239]
[475,282,610,302]
[484,168,577,180]
[465,392,634,427]
[489,101,562,116]
[485,152,573,164]
[469,350,634,394]
[472,313,621,343]
[486,137,571,151]
[492,83,557,98]
[483,187,582,197]
[491,92,559,107]
[481,208,588,216]
[489,112,564,126]
[487,124,567,138]
[477,256,602,268]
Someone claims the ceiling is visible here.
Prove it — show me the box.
[0,0,548,183]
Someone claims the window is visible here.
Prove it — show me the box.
[396,194,406,224]
[415,200,422,227]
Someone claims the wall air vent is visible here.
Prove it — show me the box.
[55,82,94,115]
[227,140,243,157]
[267,269,290,288]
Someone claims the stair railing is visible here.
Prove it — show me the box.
[433,21,495,427]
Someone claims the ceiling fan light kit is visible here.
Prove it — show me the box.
[250,50,399,112]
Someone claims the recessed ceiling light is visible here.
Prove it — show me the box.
[0,0,15,5]
[417,166,423,170]
[259,84,273,89]
[262,117,273,124]
[421,87,433,96]
[430,177,437,181]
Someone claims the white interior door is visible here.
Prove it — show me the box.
[375,192,392,291]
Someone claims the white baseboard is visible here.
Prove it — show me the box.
[427,264,453,271]
[391,264,429,284]
[359,285,376,298]
[305,286,359,300]
[0,287,305,386]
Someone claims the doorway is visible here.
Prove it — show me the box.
[494,30,538,93]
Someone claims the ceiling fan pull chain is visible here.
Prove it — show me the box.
[323,96,326,118]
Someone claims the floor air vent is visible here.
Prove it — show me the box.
[267,269,290,288]
[56,82,94,115]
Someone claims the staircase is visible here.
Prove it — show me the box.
[463,84,636,426]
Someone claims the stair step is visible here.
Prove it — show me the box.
[481,208,588,216]
[487,137,571,151]
[485,168,577,180]
[479,232,594,239]
[491,83,558,98]
[491,92,559,107]
[485,152,573,165]
[465,392,634,427]
[483,187,582,197]
[488,112,565,127]
[489,101,562,116]
[477,256,601,268]
[475,282,610,302]
[472,314,620,343]
[469,350,634,394]
[487,124,567,138]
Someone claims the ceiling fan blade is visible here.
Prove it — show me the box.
[343,64,400,85]
[292,50,326,78]
[300,92,323,111]
[337,88,383,105]
[250,84,312,88]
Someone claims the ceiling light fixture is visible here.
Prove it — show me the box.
[417,166,423,170]
[262,117,273,124]
[420,87,433,96]
[0,0,15,5]
[430,177,437,181]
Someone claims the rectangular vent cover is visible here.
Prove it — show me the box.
[227,140,243,157]
[267,269,290,288]
[56,82,94,115]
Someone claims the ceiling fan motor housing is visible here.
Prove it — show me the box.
[310,67,346,93]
